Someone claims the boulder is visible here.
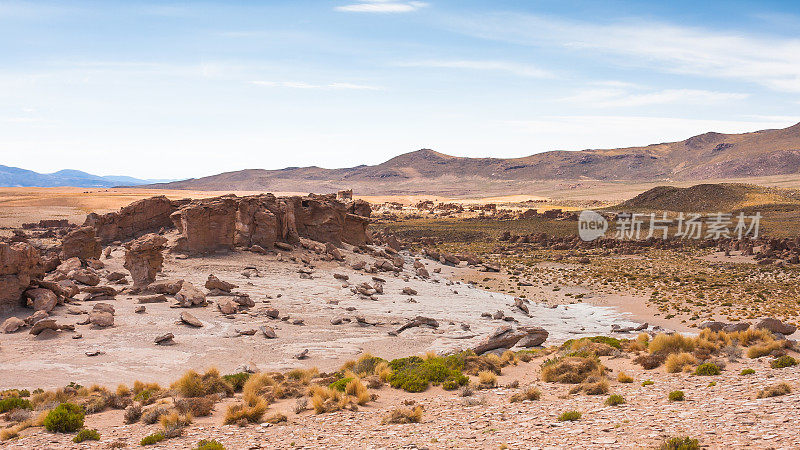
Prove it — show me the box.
[60,226,102,261]
[205,274,237,292]
[138,294,168,304]
[148,279,184,295]
[394,316,439,334]
[25,288,58,312]
[123,233,167,287]
[180,311,203,327]
[70,269,100,286]
[514,298,529,315]
[92,303,115,315]
[55,257,82,274]
[217,297,238,314]
[516,326,549,347]
[175,282,206,307]
[89,311,114,327]
[472,326,525,354]
[0,242,41,312]
[29,319,59,335]
[155,333,174,345]
[2,317,25,333]
[260,325,277,339]
[56,280,80,298]
[755,318,797,335]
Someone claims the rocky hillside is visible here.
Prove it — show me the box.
[142,122,800,194]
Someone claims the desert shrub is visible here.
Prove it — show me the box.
[740,368,755,375]
[569,378,609,395]
[116,384,131,397]
[540,356,603,383]
[605,394,625,406]
[172,368,233,398]
[175,396,216,417]
[665,352,697,373]
[222,373,251,392]
[633,352,667,370]
[43,403,84,432]
[641,380,654,386]
[383,406,423,424]
[0,397,32,413]
[557,410,581,421]
[347,354,386,377]
[563,336,621,350]
[659,436,699,450]
[264,412,287,424]
[196,439,226,450]
[649,334,696,355]
[345,378,371,406]
[329,377,354,392]
[374,361,392,381]
[160,411,192,438]
[140,432,164,445]
[387,355,468,392]
[309,386,348,414]
[757,382,791,398]
[141,406,169,425]
[770,355,797,369]
[694,362,721,376]
[73,428,100,443]
[477,371,497,388]
[668,390,685,402]
[242,373,276,405]
[509,387,541,403]
[617,372,634,383]
[223,397,267,425]
[747,341,783,358]
[124,404,142,424]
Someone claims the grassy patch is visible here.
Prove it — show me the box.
[557,410,581,421]
[43,403,84,433]
[73,428,100,443]
[668,390,685,402]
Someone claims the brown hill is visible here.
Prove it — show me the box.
[617,183,800,212]
[143,122,800,194]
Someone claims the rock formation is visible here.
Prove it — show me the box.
[84,196,186,243]
[123,233,168,287]
[59,226,102,261]
[0,242,41,312]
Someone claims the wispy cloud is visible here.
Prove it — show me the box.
[251,80,383,90]
[560,88,748,108]
[449,13,800,93]
[335,1,428,13]
[394,59,552,78]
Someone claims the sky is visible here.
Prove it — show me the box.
[2,0,800,179]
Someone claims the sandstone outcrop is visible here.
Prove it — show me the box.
[170,193,371,254]
[0,242,41,312]
[60,226,102,261]
[123,233,168,287]
[84,196,185,243]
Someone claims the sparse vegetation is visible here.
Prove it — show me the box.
[740,368,755,375]
[509,387,541,403]
[617,372,634,383]
[43,403,84,433]
[383,405,423,424]
[196,439,226,450]
[757,382,791,398]
[659,436,699,450]
[605,394,625,406]
[73,428,100,443]
[541,356,604,384]
[770,355,797,369]
[668,390,685,402]
[557,410,581,421]
[140,432,164,446]
[694,363,721,376]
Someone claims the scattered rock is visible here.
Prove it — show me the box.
[2,317,25,333]
[154,333,175,345]
[89,311,114,328]
[755,318,797,335]
[29,319,59,335]
[260,325,277,339]
[394,316,439,334]
[175,282,207,307]
[180,311,203,327]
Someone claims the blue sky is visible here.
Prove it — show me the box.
[2,0,800,179]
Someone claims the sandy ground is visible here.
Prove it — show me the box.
[0,239,645,391]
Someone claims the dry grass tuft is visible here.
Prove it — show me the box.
[171,368,233,398]
[665,352,697,373]
[383,405,423,424]
[541,357,604,384]
[509,387,541,403]
[757,382,792,398]
[478,371,498,389]
[223,397,268,425]
[617,372,634,383]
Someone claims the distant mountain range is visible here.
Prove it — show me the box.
[140,121,800,195]
[0,165,174,188]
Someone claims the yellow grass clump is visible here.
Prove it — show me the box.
[665,352,697,373]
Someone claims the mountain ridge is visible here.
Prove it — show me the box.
[0,165,173,188]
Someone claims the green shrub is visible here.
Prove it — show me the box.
[770,355,797,369]
[387,355,468,392]
[563,336,622,349]
[44,403,85,433]
[668,390,685,402]
[740,368,755,375]
[140,432,165,445]
[222,373,251,392]
[0,397,32,413]
[557,410,581,421]
[196,439,226,450]
[73,428,100,443]
[659,436,699,450]
[694,363,721,376]
[329,377,354,392]
[641,380,654,386]
[605,394,625,406]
